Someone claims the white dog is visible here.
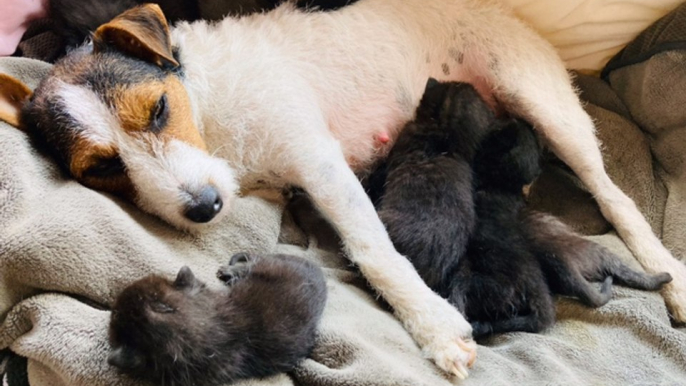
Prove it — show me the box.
[2,0,685,380]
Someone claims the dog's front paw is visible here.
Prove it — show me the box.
[406,296,477,380]
[424,335,477,380]
[661,264,686,323]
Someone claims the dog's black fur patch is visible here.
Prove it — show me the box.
[108,253,327,386]
[367,79,672,338]
[21,46,169,176]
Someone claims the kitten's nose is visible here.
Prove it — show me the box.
[184,185,223,223]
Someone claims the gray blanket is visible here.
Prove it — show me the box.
[2,4,686,385]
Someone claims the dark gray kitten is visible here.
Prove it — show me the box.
[366,79,672,338]
[108,253,327,386]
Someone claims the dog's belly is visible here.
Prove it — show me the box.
[299,0,501,171]
[183,0,503,173]
[324,61,496,172]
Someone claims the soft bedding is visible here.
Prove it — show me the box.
[2,2,686,386]
[502,0,683,72]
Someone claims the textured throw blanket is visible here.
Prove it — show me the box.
[2,4,686,385]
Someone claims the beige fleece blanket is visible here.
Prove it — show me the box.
[2,5,686,384]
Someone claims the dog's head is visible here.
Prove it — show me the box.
[0,4,237,230]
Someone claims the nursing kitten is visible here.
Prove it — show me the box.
[367,79,672,337]
[108,253,327,386]
[365,79,495,291]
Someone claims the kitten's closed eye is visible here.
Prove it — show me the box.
[149,301,175,314]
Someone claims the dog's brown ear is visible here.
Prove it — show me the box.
[93,4,179,69]
[0,74,32,128]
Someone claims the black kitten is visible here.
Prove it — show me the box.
[447,120,560,336]
[108,253,327,386]
[366,80,493,291]
[367,79,672,338]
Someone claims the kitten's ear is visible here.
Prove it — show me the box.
[416,78,445,121]
[108,346,145,371]
[424,77,440,92]
[173,266,197,288]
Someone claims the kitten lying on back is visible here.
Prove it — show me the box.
[108,253,327,386]
[366,79,672,338]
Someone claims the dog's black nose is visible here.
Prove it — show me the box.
[184,186,223,223]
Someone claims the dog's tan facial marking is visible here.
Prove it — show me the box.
[69,139,136,200]
[0,74,33,128]
[114,81,166,134]
[114,77,207,151]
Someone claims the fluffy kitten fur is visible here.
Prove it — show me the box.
[366,80,672,338]
[108,253,327,386]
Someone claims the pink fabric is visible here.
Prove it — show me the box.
[0,0,48,56]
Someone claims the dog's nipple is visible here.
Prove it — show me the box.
[376,132,390,145]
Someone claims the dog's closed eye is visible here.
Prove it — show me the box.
[149,94,169,134]
[84,156,126,178]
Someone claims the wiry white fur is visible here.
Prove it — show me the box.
[51,0,686,379]
[56,80,238,230]
[119,137,238,230]
[56,81,116,145]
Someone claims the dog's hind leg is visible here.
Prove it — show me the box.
[289,137,477,378]
[474,8,686,322]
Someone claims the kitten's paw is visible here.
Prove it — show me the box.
[598,275,613,306]
[217,253,254,284]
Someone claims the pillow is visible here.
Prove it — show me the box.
[501,0,683,72]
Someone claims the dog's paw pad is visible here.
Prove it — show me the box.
[425,337,477,380]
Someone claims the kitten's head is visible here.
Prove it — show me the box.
[108,266,212,378]
[391,79,497,162]
[473,119,541,192]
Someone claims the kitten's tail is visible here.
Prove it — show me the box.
[601,251,673,291]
